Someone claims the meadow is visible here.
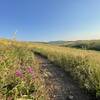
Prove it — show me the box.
[32,43,100,99]
[0,39,100,99]
[0,40,47,100]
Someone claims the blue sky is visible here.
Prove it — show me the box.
[0,0,100,41]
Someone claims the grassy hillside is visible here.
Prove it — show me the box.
[32,43,100,98]
[0,40,47,100]
[1,39,100,99]
[49,40,100,51]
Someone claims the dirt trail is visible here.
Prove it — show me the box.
[35,54,93,100]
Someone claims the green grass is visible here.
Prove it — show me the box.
[49,40,100,51]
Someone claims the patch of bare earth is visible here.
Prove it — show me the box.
[35,54,94,100]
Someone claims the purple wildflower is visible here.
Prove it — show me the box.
[27,67,33,74]
[15,70,23,78]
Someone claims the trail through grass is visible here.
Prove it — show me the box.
[35,53,91,100]
[32,43,100,99]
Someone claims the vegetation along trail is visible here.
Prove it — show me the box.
[35,53,91,100]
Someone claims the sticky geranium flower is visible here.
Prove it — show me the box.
[27,67,33,74]
[15,70,23,78]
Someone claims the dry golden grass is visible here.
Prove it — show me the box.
[32,43,100,97]
[0,40,47,100]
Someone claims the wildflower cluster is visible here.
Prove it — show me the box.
[4,66,35,99]
[15,66,35,79]
[15,70,23,78]
[0,41,47,100]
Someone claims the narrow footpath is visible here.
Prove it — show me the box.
[35,54,94,100]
